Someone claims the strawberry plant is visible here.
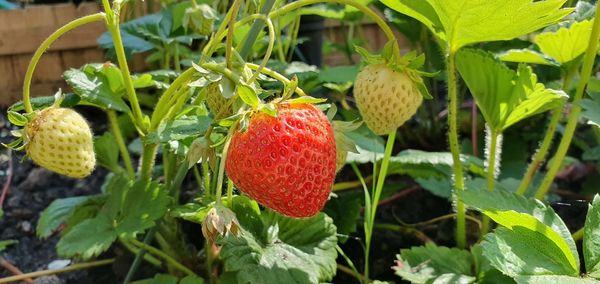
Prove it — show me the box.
[2,0,600,283]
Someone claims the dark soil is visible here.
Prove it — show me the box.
[0,107,113,283]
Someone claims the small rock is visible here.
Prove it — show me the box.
[47,259,70,270]
[34,275,63,284]
[18,221,32,233]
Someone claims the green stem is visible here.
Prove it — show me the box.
[349,163,370,284]
[123,228,157,284]
[227,179,234,205]
[271,0,396,46]
[139,143,158,181]
[202,161,211,199]
[247,17,276,84]
[150,68,195,130]
[225,0,242,69]
[239,0,277,59]
[0,259,114,284]
[129,239,197,277]
[22,13,105,114]
[480,128,499,237]
[535,4,600,200]
[245,63,307,96]
[516,66,576,196]
[107,110,135,179]
[362,130,396,282]
[120,240,161,267]
[102,0,146,133]
[572,227,584,241]
[215,133,234,205]
[447,51,467,248]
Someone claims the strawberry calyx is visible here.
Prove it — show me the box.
[355,41,435,100]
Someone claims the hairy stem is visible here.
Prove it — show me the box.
[107,110,135,179]
[447,51,467,248]
[516,65,576,196]
[480,127,500,237]
[535,4,600,199]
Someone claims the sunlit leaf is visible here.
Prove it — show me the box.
[535,19,593,64]
[498,49,558,66]
[381,0,571,52]
[456,48,567,131]
[462,189,578,265]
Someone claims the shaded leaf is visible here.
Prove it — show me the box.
[146,115,212,144]
[579,92,600,128]
[94,132,120,172]
[219,211,338,284]
[393,243,475,284]
[37,196,99,239]
[584,195,600,278]
[57,214,117,259]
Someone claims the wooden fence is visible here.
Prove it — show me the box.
[0,4,395,106]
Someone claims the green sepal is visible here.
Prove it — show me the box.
[236,83,260,108]
[355,41,434,100]
[218,113,243,127]
[7,111,28,127]
[285,96,327,104]
[258,103,278,117]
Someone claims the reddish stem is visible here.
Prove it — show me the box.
[0,150,13,210]
[471,101,478,157]
[0,257,34,284]
[360,186,420,213]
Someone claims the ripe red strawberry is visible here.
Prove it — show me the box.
[225,103,337,218]
[354,63,423,135]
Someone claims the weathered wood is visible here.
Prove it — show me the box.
[0,3,104,56]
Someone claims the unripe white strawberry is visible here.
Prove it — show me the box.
[25,107,95,178]
[354,63,423,135]
[205,83,233,119]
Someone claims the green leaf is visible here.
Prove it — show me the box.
[483,225,578,277]
[57,214,117,259]
[180,275,205,284]
[498,49,558,66]
[514,275,599,284]
[136,274,178,284]
[115,180,169,238]
[584,195,600,278]
[323,191,362,243]
[146,115,212,144]
[535,19,593,64]
[482,211,578,276]
[383,0,571,52]
[318,65,359,84]
[0,240,17,252]
[37,196,99,239]
[462,189,578,266]
[393,243,475,284]
[63,67,130,112]
[58,176,168,259]
[456,48,567,131]
[237,83,260,108]
[94,132,120,172]
[219,211,338,284]
[579,92,600,128]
